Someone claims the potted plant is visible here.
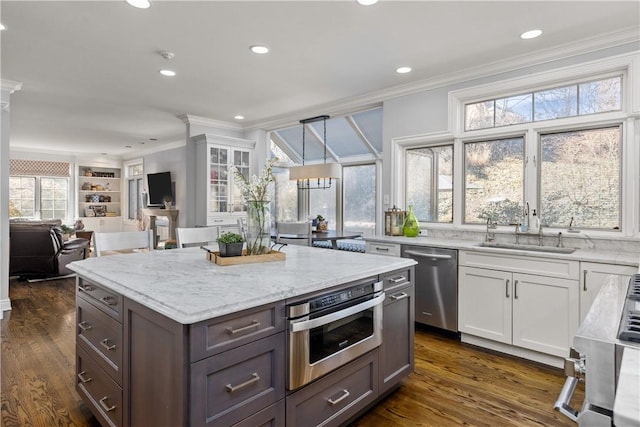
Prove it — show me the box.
[315,214,328,231]
[217,232,244,257]
[60,224,75,241]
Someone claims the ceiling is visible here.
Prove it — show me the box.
[2,1,639,158]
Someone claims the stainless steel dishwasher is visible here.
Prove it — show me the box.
[401,246,458,332]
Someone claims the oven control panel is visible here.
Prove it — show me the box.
[310,284,373,311]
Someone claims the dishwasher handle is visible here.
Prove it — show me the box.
[404,250,452,260]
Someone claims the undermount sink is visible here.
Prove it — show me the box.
[477,241,577,254]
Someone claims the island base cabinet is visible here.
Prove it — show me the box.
[77,344,123,427]
[286,350,379,427]
[190,333,285,427]
[232,400,285,427]
[380,268,414,394]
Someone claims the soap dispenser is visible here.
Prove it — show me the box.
[530,209,539,232]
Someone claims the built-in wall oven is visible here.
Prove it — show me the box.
[287,278,384,390]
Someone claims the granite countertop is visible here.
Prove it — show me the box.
[68,245,416,325]
[364,235,640,267]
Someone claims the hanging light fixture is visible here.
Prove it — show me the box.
[289,115,341,190]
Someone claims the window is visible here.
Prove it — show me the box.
[343,164,376,234]
[125,161,143,221]
[540,126,621,230]
[465,76,622,131]
[9,176,68,220]
[272,167,298,224]
[464,137,524,224]
[405,145,453,222]
[310,186,336,229]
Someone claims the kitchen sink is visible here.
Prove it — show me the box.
[477,241,577,254]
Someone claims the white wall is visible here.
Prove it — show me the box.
[143,146,187,227]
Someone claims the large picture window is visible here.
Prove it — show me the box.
[405,145,453,222]
[343,164,376,234]
[540,126,621,230]
[9,176,68,220]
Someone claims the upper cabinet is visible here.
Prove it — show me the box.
[193,134,255,227]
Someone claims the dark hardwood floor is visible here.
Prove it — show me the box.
[2,276,582,427]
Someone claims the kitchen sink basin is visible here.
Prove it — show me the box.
[477,241,577,254]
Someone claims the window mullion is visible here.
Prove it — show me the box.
[525,128,539,217]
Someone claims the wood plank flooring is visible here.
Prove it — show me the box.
[2,277,582,427]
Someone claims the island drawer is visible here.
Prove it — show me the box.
[380,268,412,291]
[77,295,123,384]
[190,333,285,427]
[232,400,284,427]
[190,301,285,362]
[285,349,378,427]
[365,241,400,257]
[77,278,123,321]
[76,344,123,427]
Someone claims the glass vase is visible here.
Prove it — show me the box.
[403,205,420,237]
[245,200,271,255]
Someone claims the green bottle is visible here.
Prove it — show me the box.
[403,205,420,237]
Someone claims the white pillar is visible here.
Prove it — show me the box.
[1,79,23,317]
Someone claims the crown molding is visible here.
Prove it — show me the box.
[1,79,23,94]
[177,114,243,131]
[245,26,639,132]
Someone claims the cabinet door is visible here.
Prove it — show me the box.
[209,146,230,214]
[580,262,637,323]
[380,282,414,394]
[511,273,578,358]
[458,266,512,344]
[230,149,250,213]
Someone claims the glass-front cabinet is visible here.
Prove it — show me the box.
[194,134,255,227]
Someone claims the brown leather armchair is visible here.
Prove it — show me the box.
[9,221,90,278]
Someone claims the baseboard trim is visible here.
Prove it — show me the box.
[460,333,563,369]
[1,298,12,317]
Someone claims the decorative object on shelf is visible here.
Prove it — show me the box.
[84,168,93,177]
[231,158,276,255]
[74,219,85,231]
[385,205,406,236]
[289,115,341,190]
[216,232,245,257]
[81,182,91,190]
[91,205,107,217]
[402,205,420,237]
[84,208,96,217]
[163,195,172,210]
[90,194,100,202]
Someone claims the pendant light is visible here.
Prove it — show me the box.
[289,115,341,190]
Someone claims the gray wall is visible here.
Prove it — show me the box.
[144,146,187,227]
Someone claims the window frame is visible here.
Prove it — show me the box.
[9,175,70,220]
[123,158,144,225]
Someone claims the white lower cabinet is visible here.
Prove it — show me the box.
[459,251,580,360]
[579,262,637,323]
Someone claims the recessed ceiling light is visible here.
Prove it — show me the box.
[0,23,6,31]
[396,66,412,74]
[159,69,176,77]
[357,0,378,5]
[520,29,542,40]
[149,138,158,141]
[234,115,245,120]
[126,0,151,9]
[125,145,133,148]
[250,45,269,54]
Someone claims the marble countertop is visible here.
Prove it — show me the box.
[67,245,416,325]
[364,235,640,267]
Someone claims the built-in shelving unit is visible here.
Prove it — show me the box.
[77,165,122,232]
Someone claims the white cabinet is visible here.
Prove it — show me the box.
[193,134,255,227]
[579,262,637,323]
[459,251,580,359]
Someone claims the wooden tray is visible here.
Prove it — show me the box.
[207,250,286,266]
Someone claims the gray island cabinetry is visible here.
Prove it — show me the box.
[68,246,416,427]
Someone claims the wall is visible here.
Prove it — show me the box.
[143,146,187,227]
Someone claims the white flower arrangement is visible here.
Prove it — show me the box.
[230,158,276,203]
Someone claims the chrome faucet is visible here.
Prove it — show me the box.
[556,232,564,248]
[485,217,497,242]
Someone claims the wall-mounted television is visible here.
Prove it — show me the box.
[147,172,173,207]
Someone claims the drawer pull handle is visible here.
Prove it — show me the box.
[79,284,93,292]
[225,372,259,393]
[389,276,406,283]
[226,320,260,335]
[99,396,116,412]
[77,371,93,383]
[514,280,519,299]
[100,296,117,306]
[505,279,510,298]
[583,270,588,291]
[100,339,116,351]
[78,321,93,331]
[391,292,409,301]
[327,389,350,406]
[375,247,389,252]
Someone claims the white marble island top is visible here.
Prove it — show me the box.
[68,245,416,324]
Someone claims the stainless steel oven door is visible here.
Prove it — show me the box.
[287,290,384,390]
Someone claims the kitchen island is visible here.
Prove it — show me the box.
[68,245,416,427]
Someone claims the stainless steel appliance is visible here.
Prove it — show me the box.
[401,246,458,332]
[555,273,640,425]
[287,278,384,390]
